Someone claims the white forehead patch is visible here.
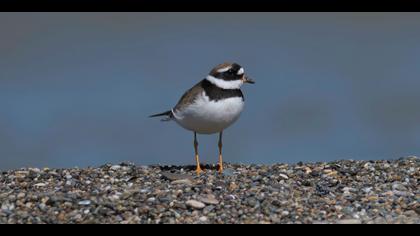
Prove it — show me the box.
[237,67,244,75]
[217,66,232,73]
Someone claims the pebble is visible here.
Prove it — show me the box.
[139,189,150,194]
[222,169,235,177]
[203,206,215,214]
[281,211,290,217]
[171,179,193,185]
[199,195,219,205]
[33,183,47,187]
[392,183,407,191]
[147,197,156,203]
[337,219,362,224]
[279,174,289,180]
[161,172,193,181]
[78,200,91,206]
[110,165,121,171]
[186,200,206,209]
[362,187,372,194]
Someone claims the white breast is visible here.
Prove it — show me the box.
[173,92,245,134]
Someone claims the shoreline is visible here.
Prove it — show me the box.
[0,157,418,224]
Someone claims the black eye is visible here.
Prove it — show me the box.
[227,69,235,74]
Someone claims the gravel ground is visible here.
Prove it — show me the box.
[0,157,419,224]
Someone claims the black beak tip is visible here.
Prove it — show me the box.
[243,75,255,84]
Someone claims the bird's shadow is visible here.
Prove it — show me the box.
[158,163,220,172]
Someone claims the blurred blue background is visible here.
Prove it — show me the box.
[1,13,419,170]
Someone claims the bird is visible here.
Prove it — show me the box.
[150,62,254,174]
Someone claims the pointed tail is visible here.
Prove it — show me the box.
[149,110,173,121]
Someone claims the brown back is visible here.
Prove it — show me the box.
[173,80,205,112]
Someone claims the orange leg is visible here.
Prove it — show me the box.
[218,131,223,173]
[194,132,202,175]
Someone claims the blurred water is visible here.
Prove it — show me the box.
[0,13,419,170]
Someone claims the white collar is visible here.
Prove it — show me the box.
[205,75,243,89]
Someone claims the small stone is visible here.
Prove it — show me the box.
[78,200,92,206]
[30,168,42,173]
[203,205,215,214]
[74,214,82,220]
[222,168,235,177]
[279,174,289,180]
[367,196,379,201]
[362,187,373,194]
[38,203,46,211]
[158,196,172,203]
[228,182,238,191]
[186,200,205,209]
[342,207,354,215]
[373,217,387,224]
[161,172,193,181]
[34,183,47,187]
[110,165,121,171]
[271,200,282,207]
[383,191,394,197]
[323,169,338,176]
[415,207,420,215]
[147,197,156,203]
[1,204,8,211]
[281,211,290,216]
[139,189,150,194]
[224,194,236,201]
[215,186,223,191]
[342,187,356,192]
[393,190,412,197]
[199,195,219,205]
[246,198,258,207]
[17,193,25,199]
[317,184,330,195]
[57,212,66,221]
[337,219,362,224]
[171,179,193,185]
[363,163,372,169]
[108,194,120,202]
[392,183,407,191]
[173,202,187,210]
[199,216,208,222]
[270,215,282,223]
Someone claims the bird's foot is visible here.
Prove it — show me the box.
[217,162,224,174]
[195,165,203,175]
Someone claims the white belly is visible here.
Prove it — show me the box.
[173,93,244,134]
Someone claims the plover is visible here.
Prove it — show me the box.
[150,62,254,174]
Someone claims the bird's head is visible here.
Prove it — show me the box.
[206,62,255,89]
